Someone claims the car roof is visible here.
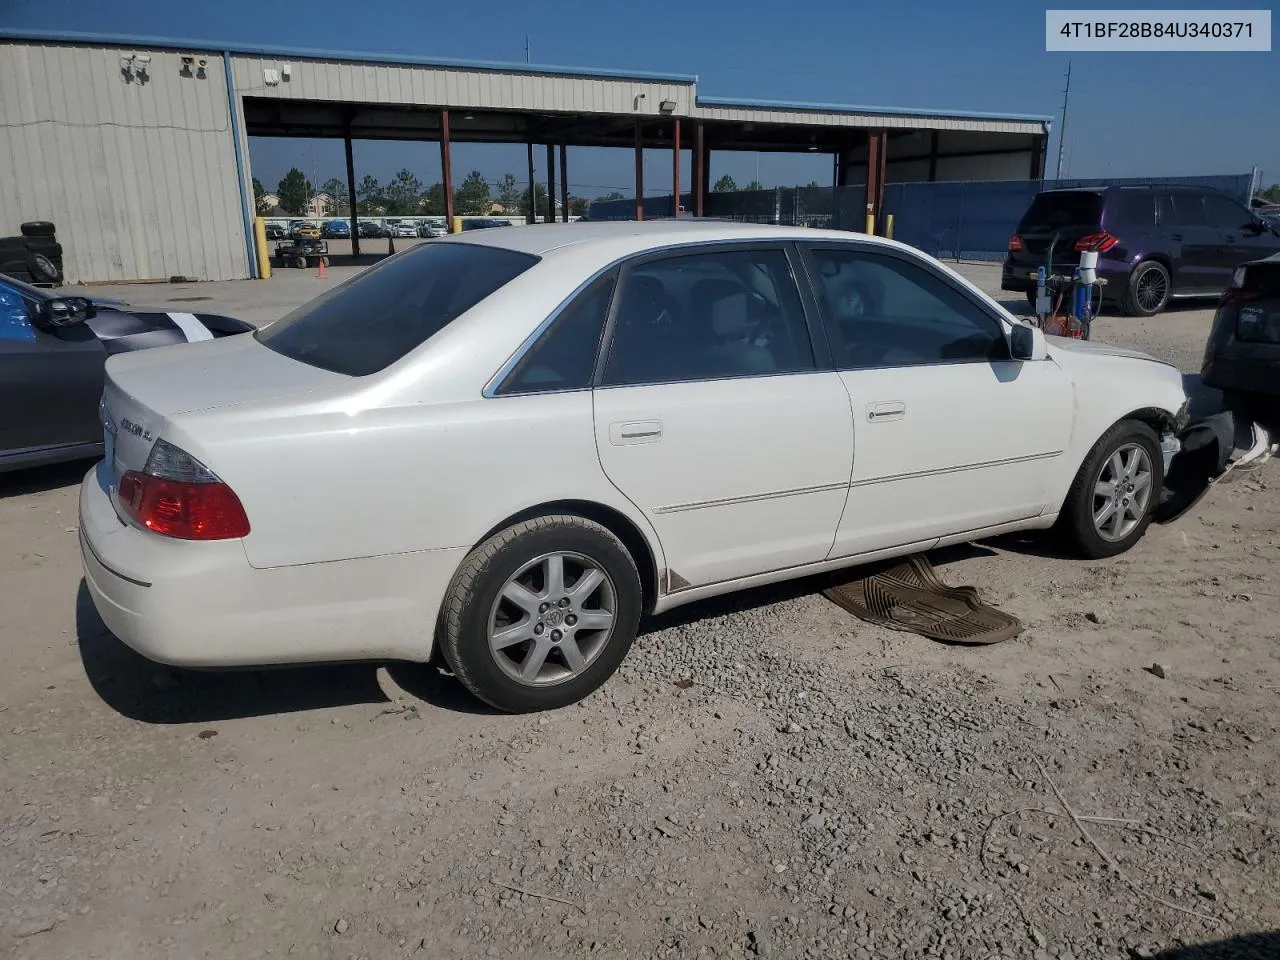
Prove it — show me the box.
[434,219,913,258]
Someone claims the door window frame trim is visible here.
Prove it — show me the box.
[795,239,1016,372]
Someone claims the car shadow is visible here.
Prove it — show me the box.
[74,580,496,723]
[0,458,96,498]
[1153,931,1280,959]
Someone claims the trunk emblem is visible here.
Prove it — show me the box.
[120,417,152,441]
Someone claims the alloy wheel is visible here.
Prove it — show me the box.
[1092,443,1154,542]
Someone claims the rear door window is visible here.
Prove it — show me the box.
[257,242,538,376]
[1169,193,1209,227]
[1017,192,1103,233]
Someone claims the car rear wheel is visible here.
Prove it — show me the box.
[1122,260,1171,317]
[439,515,642,713]
[1059,420,1163,559]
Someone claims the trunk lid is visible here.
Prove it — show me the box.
[100,334,348,484]
[1011,190,1104,265]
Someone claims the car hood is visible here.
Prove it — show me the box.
[1046,335,1170,366]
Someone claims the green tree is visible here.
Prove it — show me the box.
[712,175,738,193]
[421,182,450,216]
[496,173,523,211]
[600,191,626,201]
[455,170,491,215]
[1257,183,1280,204]
[383,169,424,215]
[804,180,821,189]
[320,177,349,215]
[744,180,765,191]
[276,168,310,216]
[520,183,549,220]
[568,196,589,217]
[356,175,384,214]
[252,177,270,215]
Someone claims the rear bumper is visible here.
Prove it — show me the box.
[79,465,465,668]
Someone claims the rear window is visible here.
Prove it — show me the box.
[1017,191,1103,232]
[256,242,538,376]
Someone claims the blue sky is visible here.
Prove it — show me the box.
[6,0,1278,197]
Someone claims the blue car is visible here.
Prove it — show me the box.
[322,219,352,239]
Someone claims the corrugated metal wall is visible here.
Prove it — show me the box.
[230,55,696,116]
[0,42,249,282]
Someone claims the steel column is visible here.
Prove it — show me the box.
[634,121,644,221]
[223,51,258,279]
[439,108,455,229]
[559,143,569,222]
[672,118,681,217]
[1029,133,1046,179]
[526,141,536,224]
[865,129,887,222]
[344,131,360,256]
[693,122,705,217]
[927,131,940,182]
[545,143,555,223]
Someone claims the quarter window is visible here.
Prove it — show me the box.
[600,248,815,386]
[497,272,616,394]
[1204,195,1251,231]
[806,247,1007,369]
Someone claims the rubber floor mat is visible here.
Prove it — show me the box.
[823,555,1021,645]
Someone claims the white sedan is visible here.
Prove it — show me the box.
[80,222,1188,712]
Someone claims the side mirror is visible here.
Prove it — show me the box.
[37,296,95,330]
[1009,321,1047,361]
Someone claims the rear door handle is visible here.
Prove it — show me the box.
[1170,233,1184,242]
[866,402,906,423]
[609,420,663,445]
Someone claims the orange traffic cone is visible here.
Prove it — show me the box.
[317,256,327,279]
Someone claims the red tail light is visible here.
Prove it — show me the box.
[1074,231,1118,253]
[1007,234,1023,252]
[117,440,250,540]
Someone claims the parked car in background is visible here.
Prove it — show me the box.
[264,222,286,241]
[322,219,351,239]
[419,218,448,238]
[80,221,1190,714]
[462,217,513,231]
[0,273,252,473]
[1202,252,1280,432]
[387,220,418,238]
[290,221,322,240]
[358,221,386,239]
[1003,185,1280,316]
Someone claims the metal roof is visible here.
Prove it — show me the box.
[0,27,1050,128]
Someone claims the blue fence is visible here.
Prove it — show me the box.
[586,172,1256,261]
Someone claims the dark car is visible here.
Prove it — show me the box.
[0,273,253,473]
[322,219,351,239]
[264,222,286,241]
[461,218,512,231]
[358,221,386,238]
[1003,185,1280,317]
[1201,253,1280,431]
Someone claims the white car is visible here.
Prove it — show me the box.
[389,221,418,238]
[80,222,1188,712]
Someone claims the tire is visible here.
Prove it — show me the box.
[0,236,27,258]
[1059,420,1164,559]
[19,221,56,238]
[1121,260,1171,317]
[0,266,33,283]
[26,251,62,284]
[23,238,62,258]
[439,515,643,713]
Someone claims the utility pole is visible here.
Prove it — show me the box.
[1054,61,1071,179]
[525,33,531,64]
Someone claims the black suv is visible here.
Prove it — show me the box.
[1002,185,1280,316]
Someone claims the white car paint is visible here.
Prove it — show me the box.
[80,221,1188,669]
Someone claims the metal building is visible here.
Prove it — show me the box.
[0,29,1051,284]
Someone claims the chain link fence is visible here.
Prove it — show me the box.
[586,173,1256,261]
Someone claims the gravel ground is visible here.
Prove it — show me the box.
[2,262,1277,960]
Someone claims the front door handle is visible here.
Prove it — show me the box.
[609,420,663,445]
[866,402,906,423]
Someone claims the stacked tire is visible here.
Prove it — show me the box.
[0,222,64,285]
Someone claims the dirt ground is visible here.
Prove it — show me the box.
[1,262,1277,960]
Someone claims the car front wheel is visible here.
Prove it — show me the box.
[439,515,643,712]
[1059,420,1163,559]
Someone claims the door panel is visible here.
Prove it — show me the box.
[831,361,1073,557]
[0,319,106,457]
[593,374,853,587]
[1161,192,1225,291]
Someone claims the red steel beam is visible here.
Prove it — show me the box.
[693,121,705,217]
[634,121,644,221]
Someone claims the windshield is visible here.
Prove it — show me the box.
[256,241,538,376]
[1017,191,1104,233]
